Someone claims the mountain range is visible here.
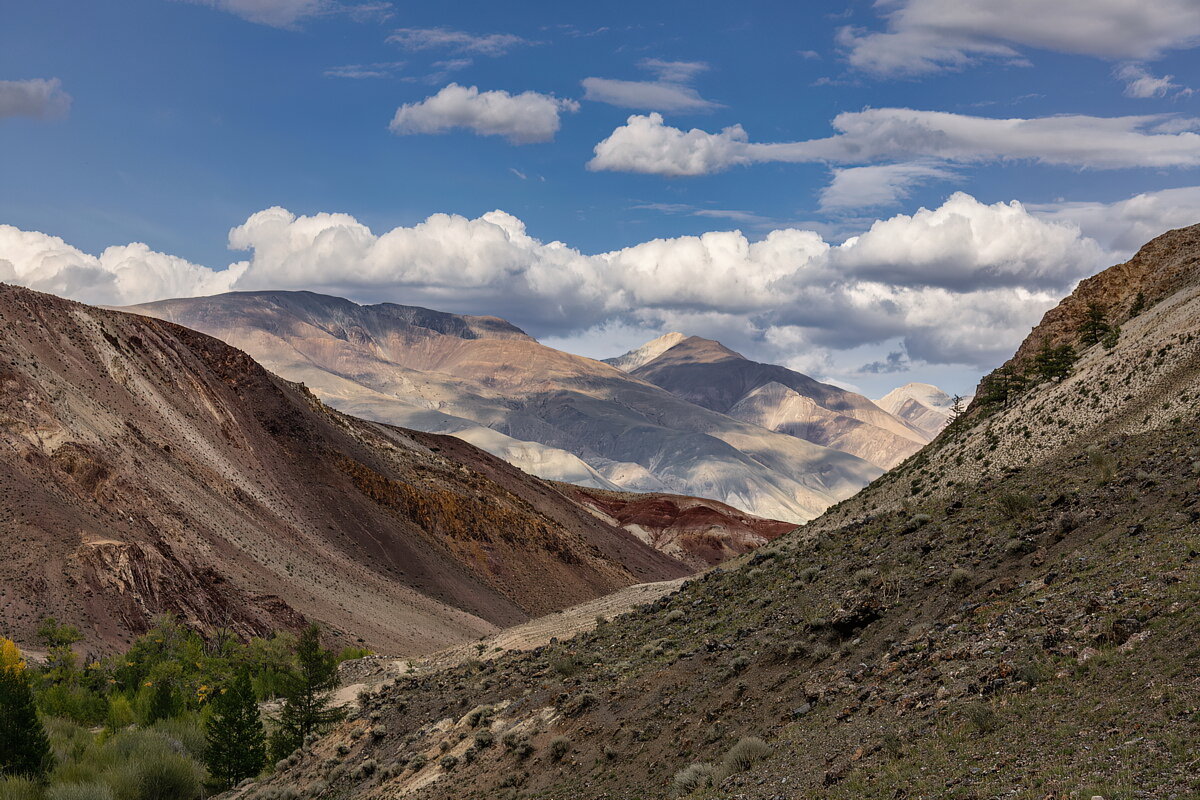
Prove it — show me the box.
[125,293,933,523]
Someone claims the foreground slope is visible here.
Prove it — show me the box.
[0,285,688,654]
[240,225,1200,800]
[128,291,881,522]
[627,335,930,468]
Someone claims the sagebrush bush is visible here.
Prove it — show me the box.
[672,762,716,794]
[964,703,998,735]
[996,491,1034,518]
[720,737,770,773]
[548,735,571,762]
[948,568,972,589]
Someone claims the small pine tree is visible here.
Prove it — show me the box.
[1079,301,1110,347]
[0,639,54,779]
[205,670,266,790]
[948,394,965,422]
[1129,291,1146,316]
[269,625,343,760]
[1033,343,1075,382]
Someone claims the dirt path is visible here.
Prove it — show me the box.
[335,577,687,705]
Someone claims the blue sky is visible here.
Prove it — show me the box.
[4,0,1200,396]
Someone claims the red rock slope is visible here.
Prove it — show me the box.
[559,485,796,569]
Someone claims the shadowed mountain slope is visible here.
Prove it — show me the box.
[127,292,882,522]
[627,335,930,468]
[0,285,688,654]
[240,224,1200,800]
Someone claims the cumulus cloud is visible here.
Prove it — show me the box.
[0,225,242,306]
[582,59,720,112]
[3,192,1147,371]
[841,0,1200,76]
[386,27,529,56]
[0,78,71,120]
[589,108,1200,181]
[589,112,751,176]
[1115,63,1190,98]
[819,161,958,210]
[389,84,579,144]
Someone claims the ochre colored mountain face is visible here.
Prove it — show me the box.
[0,285,688,654]
[126,292,882,523]
[627,335,930,469]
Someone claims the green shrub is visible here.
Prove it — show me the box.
[335,647,373,664]
[46,784,114,800]
[0,776,45,800]
[105,740,204,800]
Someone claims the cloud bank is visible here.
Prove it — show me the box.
[389,84,579,144]
[589,109,1200,177]
[4,190,1175,374]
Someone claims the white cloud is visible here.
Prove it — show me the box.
[1115,63,1189,98]
[0,225,242,306]
[182,0,390,28]
[588,112,750,176]
[389,84,579,144]
[841,0,1200,76]
[641,59,709,83]
[582,59,719,112]
[324,61,405,79]
[3,192,1142,371]
[832,192,1106,291]
[582,78,719,113]
[0,78,71,120]
[589,108,1200,181]
[386,27,529,56]
[183,0,326,27]
[819,161,958,210]
[1028,186,1200,253]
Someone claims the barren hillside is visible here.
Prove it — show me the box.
[0,285,688,654]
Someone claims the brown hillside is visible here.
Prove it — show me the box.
[0,284,688,655]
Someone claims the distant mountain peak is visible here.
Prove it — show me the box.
[603,331,688,372]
